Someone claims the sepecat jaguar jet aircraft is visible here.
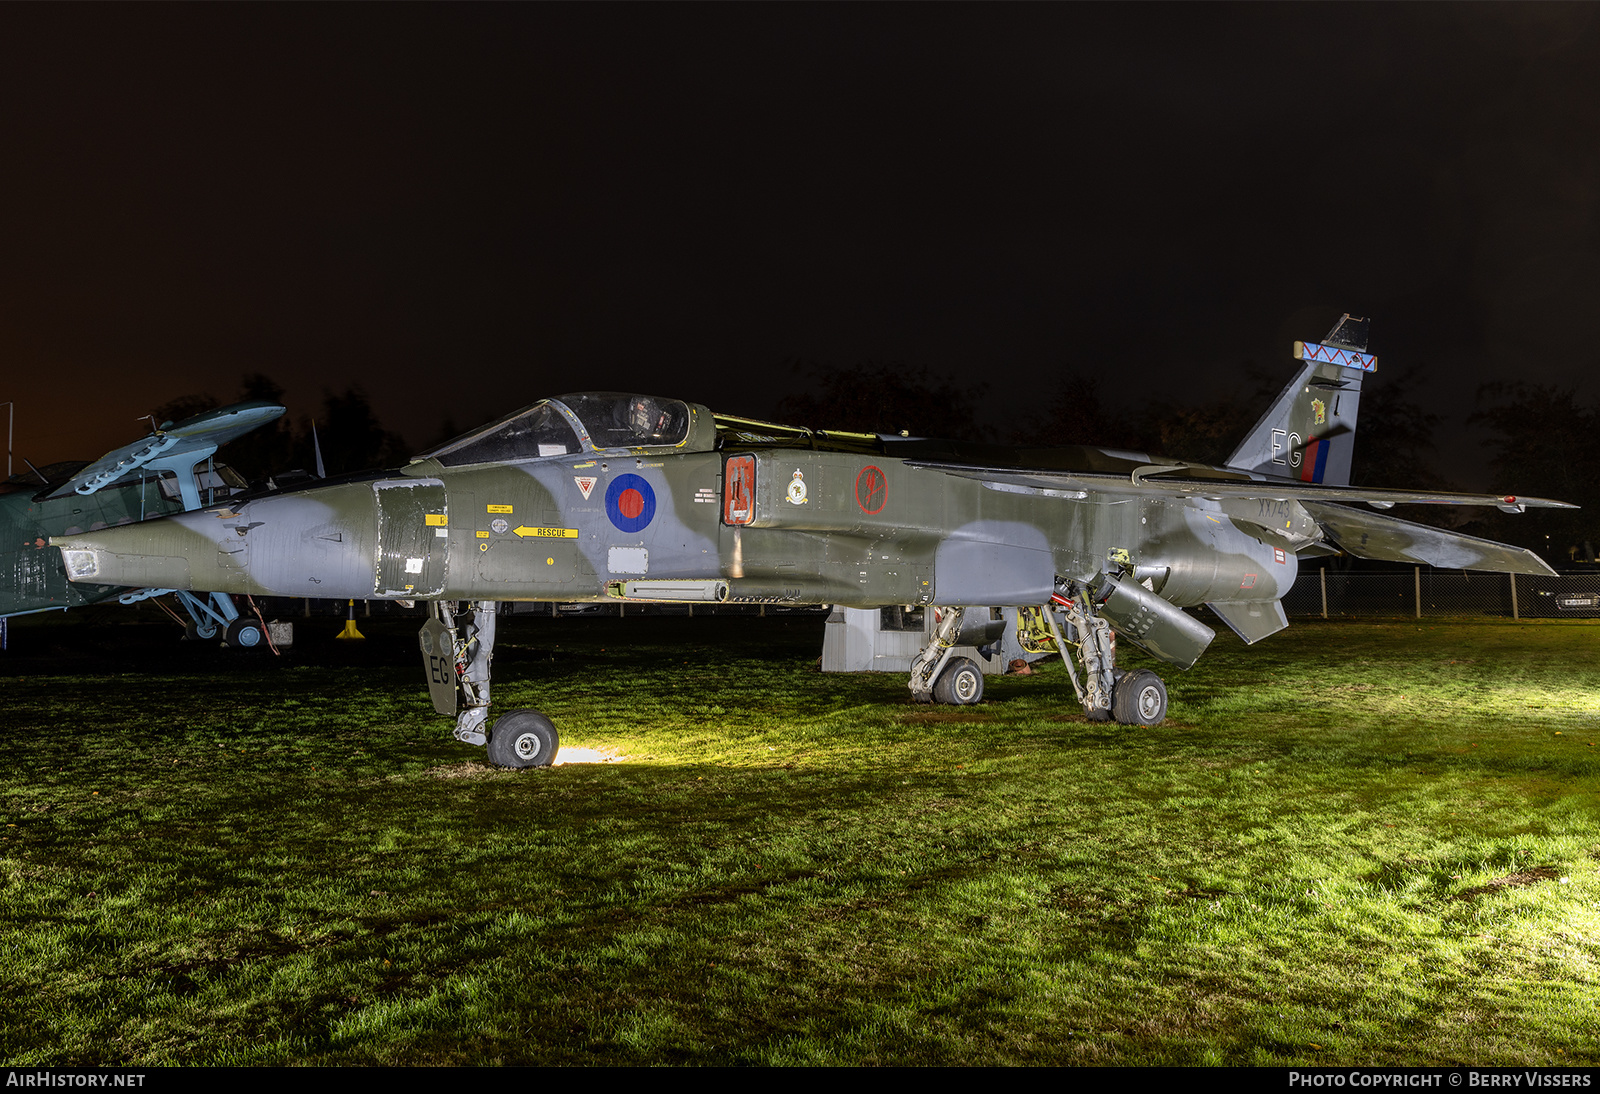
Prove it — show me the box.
[53,315,1572,766]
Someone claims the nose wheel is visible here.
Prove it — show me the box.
[486,709,561,768]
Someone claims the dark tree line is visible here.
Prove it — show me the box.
[1467,382,1600,561]
[772,362,1598,560]
[773,362,994,442]
[1014,365,1445,488]
[776,360,1447,482]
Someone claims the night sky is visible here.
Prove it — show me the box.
[3,4,1597,489]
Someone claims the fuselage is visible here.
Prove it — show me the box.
[52,393,1296,613]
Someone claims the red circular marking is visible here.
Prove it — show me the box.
[855,465,888,514]
[618,488,645,519]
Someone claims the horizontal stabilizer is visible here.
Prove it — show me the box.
[1303,503,1558,577]
[1207,599,1290,645]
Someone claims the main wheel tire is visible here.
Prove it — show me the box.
[486,709,560,768]
[932,657,984,705]
[223,617,265,649]
[1112,669,1168,726]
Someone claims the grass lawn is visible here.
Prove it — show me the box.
[1,612,1597,1065]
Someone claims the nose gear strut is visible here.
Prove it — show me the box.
[419,600,560,767]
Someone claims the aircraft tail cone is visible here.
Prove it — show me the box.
[336,599,365,641]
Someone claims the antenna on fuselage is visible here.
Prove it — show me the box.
[311,420,327,479]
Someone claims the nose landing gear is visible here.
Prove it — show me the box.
[486,709,561,768]
[420,600,561,768]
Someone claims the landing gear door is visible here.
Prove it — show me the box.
[418,613,457,716]
[375,479,449,597]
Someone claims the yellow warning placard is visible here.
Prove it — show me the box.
[425,514,448,526]
[486,504,513,513]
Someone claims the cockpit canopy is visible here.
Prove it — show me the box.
[560,393,690,449]
[420,393,700,467]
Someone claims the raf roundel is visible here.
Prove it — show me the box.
[605,473,657,533]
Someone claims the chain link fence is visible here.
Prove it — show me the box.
[1283,567,1600,620]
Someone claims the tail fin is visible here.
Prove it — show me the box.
[1226,314,1373,486]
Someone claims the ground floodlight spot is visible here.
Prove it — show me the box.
[553,747,625,765]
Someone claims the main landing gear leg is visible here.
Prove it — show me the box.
[907,606,985,705]
[420,600,560,768]
[1044,580,1168,726]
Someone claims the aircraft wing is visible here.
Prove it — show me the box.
[1301,502,1558,577]
[911,461,1566,577]
[48,401,286,500]
[906,462,1576,510]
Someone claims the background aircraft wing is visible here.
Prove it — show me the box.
[47,401,285,500]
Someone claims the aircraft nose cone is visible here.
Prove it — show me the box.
[54,516,212,591]
[53,485,382,599]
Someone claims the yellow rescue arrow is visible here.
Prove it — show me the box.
[514,526,578,539]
